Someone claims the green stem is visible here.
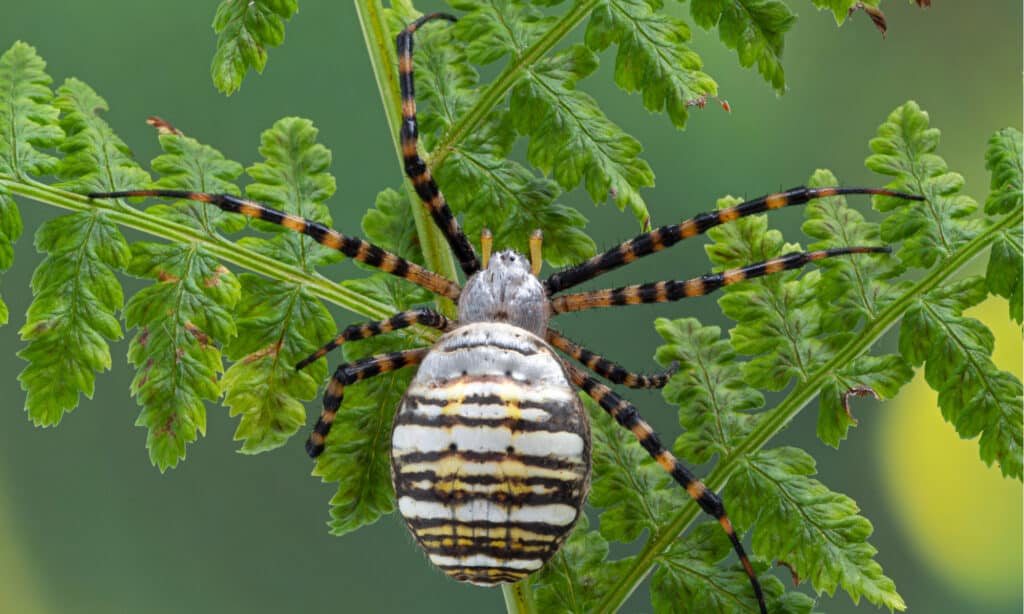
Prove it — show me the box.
[595,207,1023,612]
[1,175,442,346]
[428,0,600,169]
[353,0,459,316]
[502,581,537,614]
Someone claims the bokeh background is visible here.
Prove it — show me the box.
[0,2,1020,613]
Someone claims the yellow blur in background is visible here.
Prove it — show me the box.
[880,296,1023,608]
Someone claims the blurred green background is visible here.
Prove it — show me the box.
[0,1,1020,613]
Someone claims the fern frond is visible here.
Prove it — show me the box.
[221,117,340,453]
[586,0,717,128]
[0,42,63,326]
[313,273,430,535]
[512,45,654,226]
[211,0,299,94]
[984,128,1022,323]
[728,447,904,609]
[868,102,1022,479]
[414,26,596,265]
[17,78,145,425]
[689,0,796,93]
[123,129,244,470]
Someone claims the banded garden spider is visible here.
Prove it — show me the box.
[91,13,923,614]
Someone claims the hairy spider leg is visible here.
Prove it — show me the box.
[88,190,461,300]
[308,347,431,457]
[544,187,923,295]
[398,13,480,277]
[546,328,677,389]
[295,308,454,370]
[551,247,890,314]
[564,361,767,614]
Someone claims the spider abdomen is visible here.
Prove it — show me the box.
[391,322,591,585]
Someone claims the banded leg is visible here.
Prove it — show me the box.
[563,361,767,614]
[296,308,453,370]
[398,14,480,277]
[307,347,431,457]
[88,190,462,300]
[551,246,888,314]
[546,328,676,389]
[544,186,923,294]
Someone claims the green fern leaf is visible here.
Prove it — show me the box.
[866,100,982,268]
[651,522,802,614]
[984,127,1022,215]
[689,0,796,93]
[17,212,130,425]
[414,27,596,265]
[0,185,20,326]
[54,79,151,193]
[983,127,1022,323]
[0,42,64,326]
[586,396,680,543]
[313,273,428,535]
[587,0,717,128]
[654,317,763,463]
[211,0,299,94]
[123,131,244,471]
[512,45,654,226]
[0,42,63,180]
[221,117,340,453]
[801,168,914,444]
[728,446,905,610]
[532,515,633,613]
[706,197,831,390]
[865,102,1022,478]
[899,277,1023,479]
[362,188,425,265]
[17,78,145,426]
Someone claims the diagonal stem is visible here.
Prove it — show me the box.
[1,175,443,347]
[353,0,459,316]
[595,207,1023,612]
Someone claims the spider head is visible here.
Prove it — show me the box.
[457,249,548,336]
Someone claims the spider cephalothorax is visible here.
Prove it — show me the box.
[90,12,925,614]
[458,249,548,336]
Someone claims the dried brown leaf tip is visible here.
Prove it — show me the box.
[775,560,801,587]
[146,115,182,135]
[848,2,888,37]
[842,385,881,424]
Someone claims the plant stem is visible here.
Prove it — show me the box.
[353,0,459,316]
[502,581,538,614]
[595,207,1023,612]
[0,175,442,347]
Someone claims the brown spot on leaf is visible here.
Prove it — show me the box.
[204,265,230,288]
[157,270,181,283]
[156,412,178,437]
[184,321,211,348]
[244,340,283,364]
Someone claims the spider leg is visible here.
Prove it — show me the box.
[397,14,480,277]
[307,347,431,458]
[544,186,922,294]
[88,190,461,300]
[295,308,454,370]
[546,328,676,389]
[551,246,888,314]
[564,360,767,614]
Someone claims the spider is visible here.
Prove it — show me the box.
[90,13,923,614]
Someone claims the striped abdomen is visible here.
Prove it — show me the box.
[391,322,590,585]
